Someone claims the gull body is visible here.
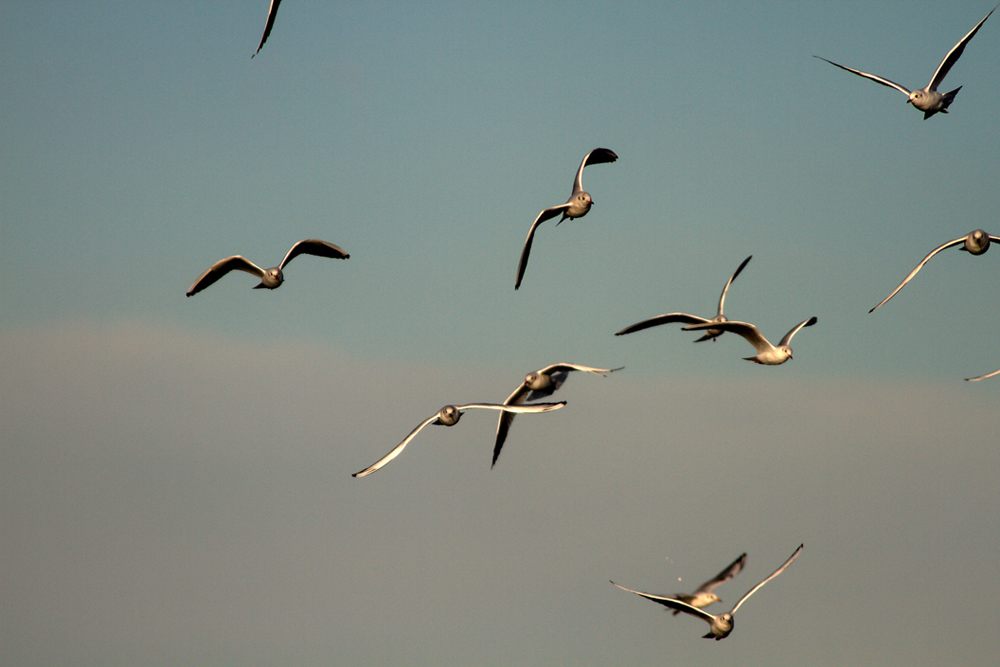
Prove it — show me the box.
[352,402,566,478]
[515,148,618,289]
[683,317,818,365]
[611,545,802,640]
[815,3,997,119]
[186,239,349,296]
[869,229,1000,313]
[615,256,752,342]
[666,553,747,616]
[252,0,283,57]
[492,363,623,468]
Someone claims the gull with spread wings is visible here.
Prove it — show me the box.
[611,545,802,640]
[815,3,997,118]
[515,148,618,289]
[186,239,349,296]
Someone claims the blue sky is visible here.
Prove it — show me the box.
[3,2,999,665]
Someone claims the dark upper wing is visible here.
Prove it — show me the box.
[695,553,748,594]
[615,313,709,335]
[515,204,570,289]
[610,582,715,623]
[814,56,912,96]
[572,147,619,195]
[186,255,265,296]
[717,255,752,317]
[492,382,530,468]
[252,0,283,58]
[279,239,350,270]
[928,3,997,90]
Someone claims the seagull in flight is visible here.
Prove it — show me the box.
[515,148,618,289]
[869,229,1000,313]
[186,239,349,296]
[492,363,623,468]
[815,3,998,118]
[683,317,818,365]
[611,544,802,640]
[664,553,747,616]
[352,402,566,478]
[252,0,283,57]
[615,256,752,342]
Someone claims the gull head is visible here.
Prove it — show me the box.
[524,371,553,392]
[565,191,594,219]
[708,612,735,640]
[255,267,284,289]
[691,592,721,608]
[962,229,991,255]
[436,405,463,426]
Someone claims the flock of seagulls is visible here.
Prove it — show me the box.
[195,1,999,646]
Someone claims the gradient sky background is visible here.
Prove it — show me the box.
[3,1,1000,665]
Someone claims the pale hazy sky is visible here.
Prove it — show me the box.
[3,2,999,666]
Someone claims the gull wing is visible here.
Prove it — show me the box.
[616,313,709,335]
[927,3,997,90]
[536,363,623,376]
[492,383,532,469]
[717,255,752,317]
[695,553,748,595]
[351,412,442,478]
[279,239,350,270]
[515,204,571,289]
[685,320,770,353]
[611,582,716,623]
[186,255,266,296]
[572,147,619,195]
[778,317,818,348]
[966,367,1000,382]
[729,544,803,615]
[252,0,283,58]
[814,56,912,96]
[869,236,967,313]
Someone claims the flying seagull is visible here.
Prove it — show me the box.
[815,3,997,118]
[869,229,1000,313]
[352,402,566,478]
[492,363,623,468]
[615,256,752,341]
[683,317,818,365]
[515,147,618,289]
[664,553,748,616]
[611,544,802,640]
[186,239,349,296]
[252,0,283,57]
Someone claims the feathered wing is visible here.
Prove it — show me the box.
[966,367,1000,382]
[685,320,771,354]
[927,3,997,90]
[252,0,283,57]
[492,383,531,468]
[729,544,803,615]
[351,413,441,478]
[515,204,570,289]
[572,147,619,195]
[279,239,350,270]
[186,255,266,296]
[717,256,752,317]
[813,56,912,96]
[611,582,716,624]
[616,313,709,335]
[869,236,968,313]
[778,317,818,348]
[695,553,748,594]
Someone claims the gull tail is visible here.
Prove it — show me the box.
[927,86,961,119]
